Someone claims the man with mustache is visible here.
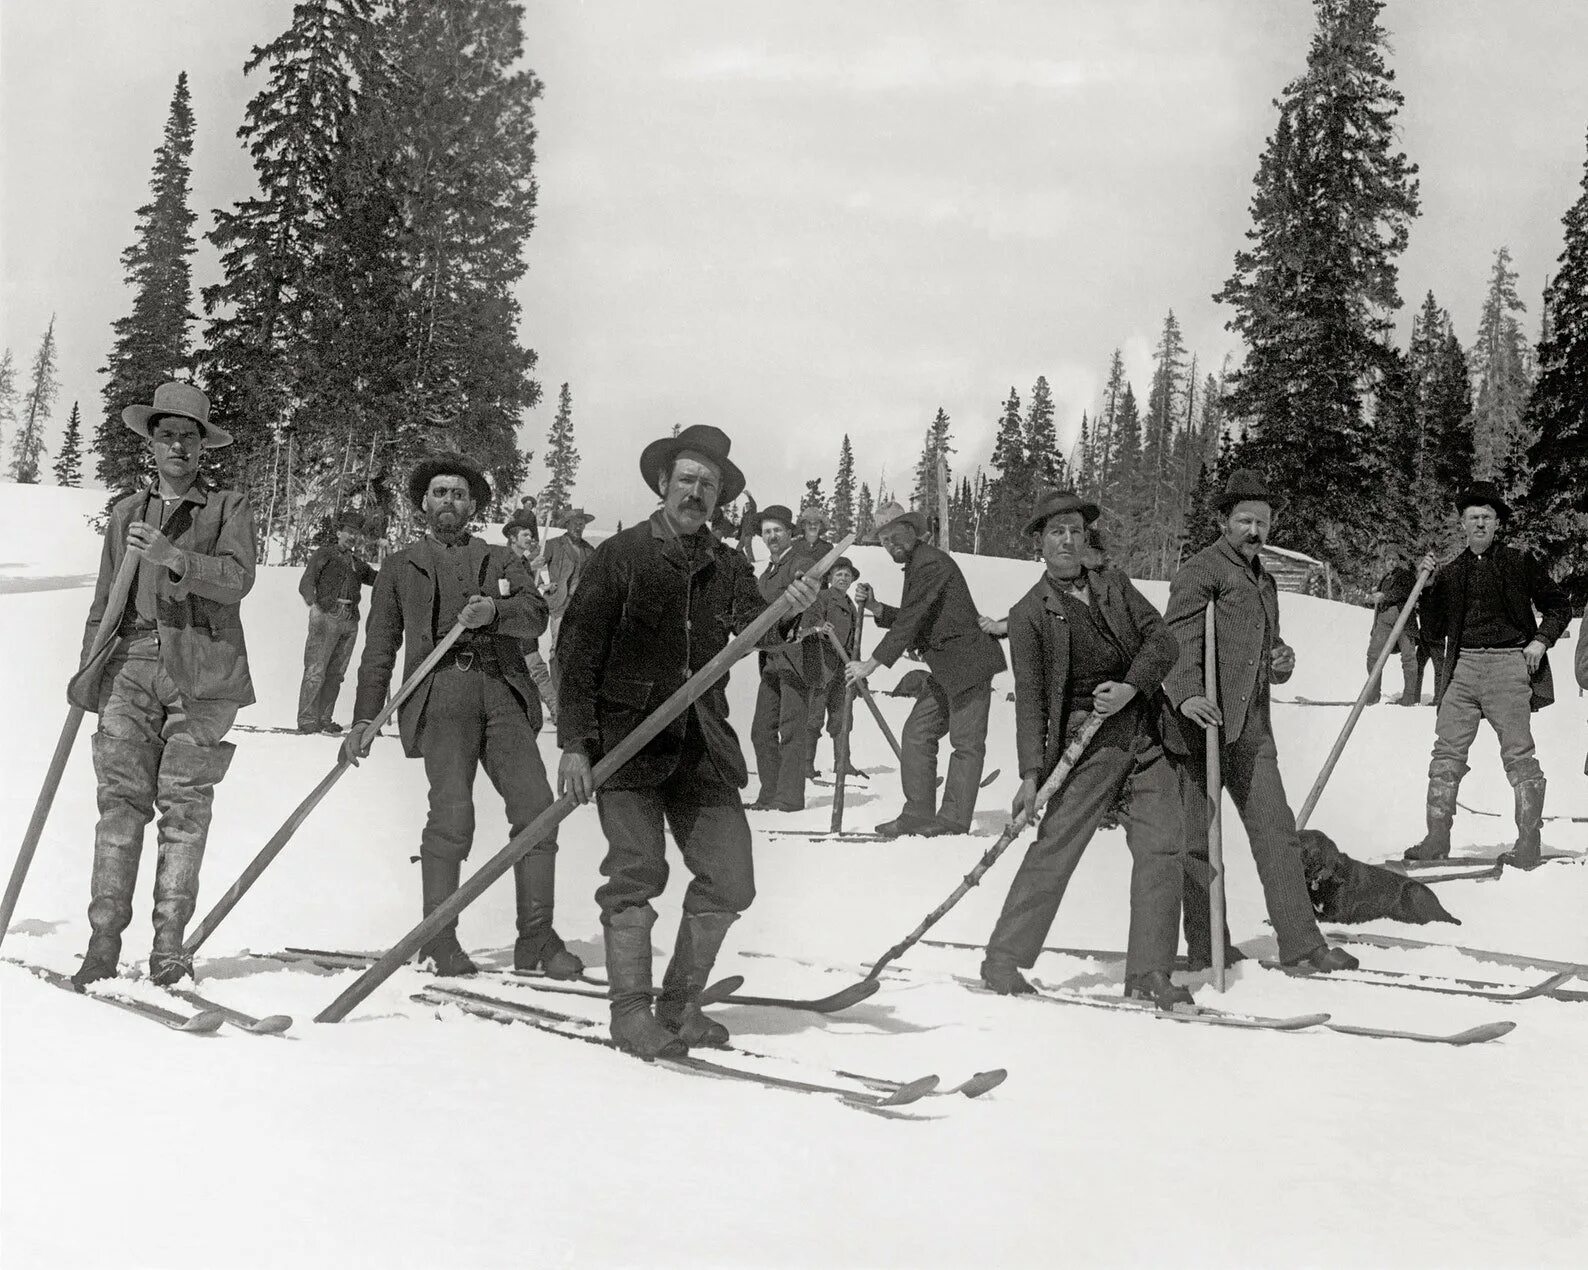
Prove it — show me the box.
[1404,483,1569,869]
[847,501,1006,837]
[296,511,377,734]
[342,453,580,979]
[502,506,559,725]
[747,504,816,811]
[557,426,819,1056]
[1161,470,1358,973]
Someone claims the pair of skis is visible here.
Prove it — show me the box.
[6,958,293,1036]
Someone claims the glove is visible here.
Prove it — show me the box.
[341,720,375,767]
[459,595,496,629]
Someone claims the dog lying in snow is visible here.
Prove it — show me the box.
[1297,828,1459,925]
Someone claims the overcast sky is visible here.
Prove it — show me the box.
[4,1,1587,523]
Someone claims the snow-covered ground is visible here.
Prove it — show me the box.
[2,481,1586,1269]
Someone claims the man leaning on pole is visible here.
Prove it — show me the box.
[296,510,377,734]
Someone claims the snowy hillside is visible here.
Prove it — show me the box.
[2,481,1586,1269]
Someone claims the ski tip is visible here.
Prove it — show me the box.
[247,1014,295,1035]
[1451,1020,1517,1045]
[1281,1013,1333,1029]
[880,1074,940,1106]
[959,1068,1008,1098]
[814,979,881,1012]
[699,975,747,1005]
[182,1010,228,1034]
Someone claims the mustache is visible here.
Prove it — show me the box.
[679,497,706,511]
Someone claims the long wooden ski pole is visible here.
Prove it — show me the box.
[316,534,856,1023]
[1204,602,1226,993]
[0,545,144,950]
[830,607,866,833]
[824,627,904,762]
[1295,566,1432,831]
[183,620,468,955]
[858,710,1105,982]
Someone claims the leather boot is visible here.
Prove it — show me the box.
[417,854,478,976]
[1499,779,1546,870]
[77,734,161,988]
[513,849,584,978]
[1124,970,1195,1009]
[605,906,686,1058]
[656,910,737,1047]
[1403,776,1458,861]
[979,954,1036,995]
[72,934,123,990]
[1281,943,1360,973]
[149,741,234,985]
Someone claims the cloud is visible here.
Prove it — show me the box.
[671,42,1109,93]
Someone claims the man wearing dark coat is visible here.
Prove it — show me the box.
[341,453,580,979]
[556,425,818,1058]
[1162,470,1358,974]
[804,556,864,779]
[747,504,817,811]
[1404,483,1570,869]
[71,382,255,988]
[1363,544,1421,706]
[296,510,377,733]
[847,501,1007,837]
[980,492,1192,1007]
[502,506,559,723]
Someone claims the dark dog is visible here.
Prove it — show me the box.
[1297,828,1459,925]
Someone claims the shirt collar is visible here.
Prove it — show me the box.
[1216,536,1264,579]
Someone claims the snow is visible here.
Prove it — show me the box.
[2,482,1586,1268]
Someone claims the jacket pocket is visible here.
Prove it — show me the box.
[598,675,653,711]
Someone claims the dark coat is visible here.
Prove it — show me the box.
[1008,567,1179,782]
[872,542,1006,696]
[352,534,547,756]
[73,480,257,710]
[1418,543,1570,711]
[755,545,812,678]
[791,585,858,690]
[1161,538,1291,753]
[299,542,377,617]
[556,511,767,790]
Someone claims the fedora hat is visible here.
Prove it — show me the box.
[502,507,539,539]
[1214,468,1284,513]
[1023,489,1100,536]
[871,500,929,538]
[407,451,492,510]
[1455,482,1510,522]
[758,504,795,531]
[639,424,746,505]
[121,381,232,449]
[558,506,595,528]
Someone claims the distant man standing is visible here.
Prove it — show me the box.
[297,511,377,734]
[1404,483,1569,869]
[847,501,1006,837]
[342,453,580,979]
[542,506,597,709]
[748,504,813,811]
[71,382,255,988]
[1162,469,1358,973]
[806,556,864,779]
[502,506,558,724]
[1363,544,1420,706]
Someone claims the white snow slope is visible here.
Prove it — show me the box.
[3,482,1586,1269]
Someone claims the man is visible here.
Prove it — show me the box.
[747,504,814,811]
[502,506,558,724]
[542,506,597,710]
[980,492,1191,1007]
[296,510,378,734]
[794,504,833,564]
[70,381,255,988]
[1363,544,1421,706]
[805,557,865,779]
[847,501,1006,837]
[1162,469,1358,973]
[1404,483,1569,868]
[557,425,819,1057]
[342,453,580,979]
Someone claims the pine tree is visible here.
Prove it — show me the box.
[1214,0,1419,579]
[97,74,198,495]
[1074,411,1094,496]
[912,408,954,511]
[540,382,578,524]
[983,387,1028,556]
[831,434,856,538]
[801,477,827,519]
[0,348,17,456]
[10,316,59,484]
[1095,349,1127,493]
[53,401,85,487]
[1469,246,1533,492]
[855,482,875,540]
[1024,375,1063,495]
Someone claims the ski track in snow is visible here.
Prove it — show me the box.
[3,484,1586,1268]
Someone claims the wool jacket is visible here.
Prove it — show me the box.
[542,533,595,614]
[871,542,1006,697]
[299,542,378,618]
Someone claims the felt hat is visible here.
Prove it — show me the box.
[334,510,367,534]
[559,506,595,528]
[1023,489,1100,536]
[502,507,539,539]
[638,424,745,505]
[1214,468,1285,513]
[758,504,795,531]
[1455,482,1510,522]
[829,555,859,580]
[121,381,232,449]
[872,500,929,538]
[407,451,492,510]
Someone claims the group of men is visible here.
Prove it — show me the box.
[65,384,1577,1059]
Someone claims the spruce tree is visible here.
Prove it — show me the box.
[1024,375,1063,495]
[1469,246,1533,492]
[1095,349,1127,493]
[831,434,856,538]
[0,349,16,456]
[540,382,578,524]
[801,477,827,519]
[1074,411,1094,496]
[10,316,59,484]
[53,401,85,487]
[912,408,954,511]
[855,482,875,540]
[983,387,1028,557]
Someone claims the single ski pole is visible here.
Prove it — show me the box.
[824,627,904,762]
[0,543,144,950]
[1204,602,1227,993]
[1295,565,1432,831]
[830,608,865,834]
[182,620,469,955]
[859,710,1106,983]
[316,535,856,1023]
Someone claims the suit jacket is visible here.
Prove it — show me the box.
[1009,567,1179,782]
[1418,542,1569,711]
[353,534,547,756]
[872,542,1006,696]
[543,533,595,614]
[73,480,257,710]
[755,544,812,678]
[1161,538,1291,753]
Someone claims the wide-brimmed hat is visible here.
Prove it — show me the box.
[871,500,929,538]
[121,381,232,449]
[1023,489,1100,536]
[502,508,539,539]
[798,504,828,526]
[639,424,746,505]
[1214,468,1285,513]
[1455,482,1510,522]
[408,452,492,510]
[758,504,795,532]
[829,556,860,580]
[559,506,595,528]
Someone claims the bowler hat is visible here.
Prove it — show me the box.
[639,424,746,505]
[121,381,232,449]
[1214,468,1284,513]
[758,505,795,531]
[1023,489,1100,536]
[871,500,929,538]
[1455,482,1510,522]
[407,452,492,510]
[503,508,539,539]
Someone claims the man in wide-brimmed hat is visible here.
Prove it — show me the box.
[1363,542,1422,708]
[342,452,582,979]
[296,510,378,734]
[804,555,866,780]
[794,503,833,565]
[69,381,254,988]
[1161,468,1358,974]
[1404,481,1569,869]
[846,499,1006,837]
[979,491,1193,1007]
[747,502,821,811]
[502,506,559,725]
[541,505,597,714]
[556,424,819,1058]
